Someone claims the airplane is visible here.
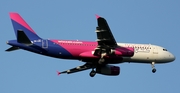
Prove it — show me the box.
[6,12,175,77]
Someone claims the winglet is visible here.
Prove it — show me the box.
[56,71,61,76]
[95,14,100,19]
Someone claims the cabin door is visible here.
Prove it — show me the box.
[42,39,48,48]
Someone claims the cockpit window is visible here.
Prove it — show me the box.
[163,49,168,51]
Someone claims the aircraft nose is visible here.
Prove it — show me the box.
[168,52,175,62]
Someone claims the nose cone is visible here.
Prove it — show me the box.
[159,51,175,63]
[168,52,175,62]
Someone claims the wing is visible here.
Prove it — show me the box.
[94,15,117,55]
[57,63,92,75]
[96,15,117,47]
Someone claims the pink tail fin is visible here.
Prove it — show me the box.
[9,12,41,40]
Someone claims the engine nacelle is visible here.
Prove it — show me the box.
[96,65,120,76]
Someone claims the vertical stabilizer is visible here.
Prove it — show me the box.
[9,12,41,40]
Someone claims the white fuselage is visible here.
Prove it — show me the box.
[117,43,175,63]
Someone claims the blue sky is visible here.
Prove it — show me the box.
[1,0,180,93]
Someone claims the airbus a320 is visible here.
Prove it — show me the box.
[6,12,175,77]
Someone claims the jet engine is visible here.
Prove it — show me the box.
[96,65,120,76]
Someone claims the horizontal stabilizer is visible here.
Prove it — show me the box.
[17,30,32,44]
[5,46,19,52]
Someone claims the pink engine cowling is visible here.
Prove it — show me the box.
[96,65,120,76]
